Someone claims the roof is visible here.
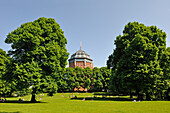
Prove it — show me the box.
[69,49,92,61]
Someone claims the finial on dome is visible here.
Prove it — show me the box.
[80,41,82,50]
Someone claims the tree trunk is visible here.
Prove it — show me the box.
[31,94,36,102]
[48,92,53,96]
[31,88,36,102]
[130,89,133,99]
[161,92,163,100]
[167,91,170,101]
[146,93,151,100]
[166,88,170,100]
[136,89,140,100]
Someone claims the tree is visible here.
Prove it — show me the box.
[91,67,111,92]
[14,61,42,101]
[0,48,11,96]
[4,17,69,102]
[162,47,170,100]
[107,22,169,100]
[58,67,76,92]
[99,67,111,91]
[92,67,103,91]
[123,34,160,99]
[83,67,92,90]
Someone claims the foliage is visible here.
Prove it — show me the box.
[57,67,76,92]
[0,48,11,96]
[57,67,111,92]
[4,17,69,101]
[13,61,42,95]
[107,22,169,100]
[99,67,111,91]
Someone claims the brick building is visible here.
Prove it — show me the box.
[68,47,93,69]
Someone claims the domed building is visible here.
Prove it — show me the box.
[68,46,93,69]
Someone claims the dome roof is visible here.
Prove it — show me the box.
[70,49,91,60]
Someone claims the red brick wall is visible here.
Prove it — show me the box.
[86,62,93,69]
[76,61,84,67]
[69,61,93,69]
[69,62,75,68]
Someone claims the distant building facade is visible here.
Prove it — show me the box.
[68,47,93,69]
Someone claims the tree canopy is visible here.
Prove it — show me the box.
[107,22,169,100]
[56,67,111,92]
[0,48,11,96]
[4,17,69,102]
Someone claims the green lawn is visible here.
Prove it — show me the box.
[0,93,169,113]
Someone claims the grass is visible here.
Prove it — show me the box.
[0,93,170,113]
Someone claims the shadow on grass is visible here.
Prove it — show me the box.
[71,97,134,101]
[0,100,46,104]
[0,111,21,113]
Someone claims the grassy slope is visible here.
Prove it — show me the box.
[0,93,169,113]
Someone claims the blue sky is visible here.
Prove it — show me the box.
[0,0,170,67]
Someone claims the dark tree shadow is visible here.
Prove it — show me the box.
[0,111,21,113]
[70,92,137,101]
[71,97,134,101]
[0,100,46,104]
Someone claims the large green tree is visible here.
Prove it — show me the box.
[163,47,170,100]
[122,34,160,99]
[4,17,69,102]
[0,48,11,96]
[107,22,169,100]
